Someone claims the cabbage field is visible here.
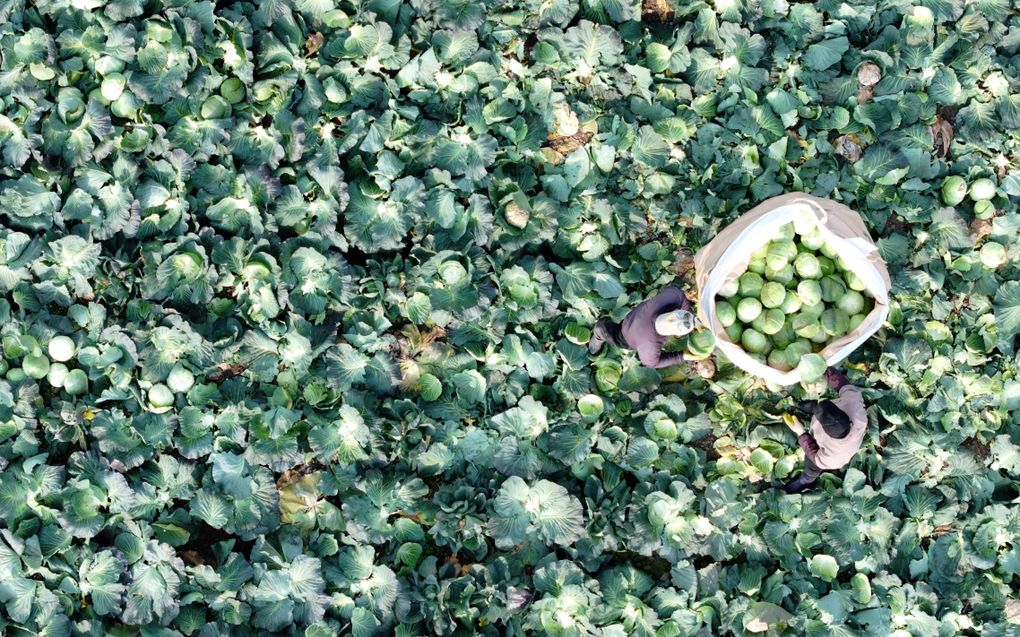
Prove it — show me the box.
[1,0,1020,635]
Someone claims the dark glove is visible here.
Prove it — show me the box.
[796,400,819,419]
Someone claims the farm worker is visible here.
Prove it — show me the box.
[781,367,868,494]
[588,285,696,369]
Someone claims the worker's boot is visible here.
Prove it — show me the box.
[782,472,817,494]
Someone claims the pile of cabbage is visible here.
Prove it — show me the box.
[714,221,874,380]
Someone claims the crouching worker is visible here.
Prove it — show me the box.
[782,367,867,494]
[588,285,696,369]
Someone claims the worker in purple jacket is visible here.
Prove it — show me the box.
[782,367,868,493]
[588,285,696,369]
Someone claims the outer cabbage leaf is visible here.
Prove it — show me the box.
[487,476,585,548]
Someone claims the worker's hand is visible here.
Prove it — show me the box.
[783,413,806,436]
[825,367,848,390]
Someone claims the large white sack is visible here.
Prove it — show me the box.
[694,193,892,386]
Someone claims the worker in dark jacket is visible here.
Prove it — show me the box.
[588,285,696,369]
[782,367,868,493]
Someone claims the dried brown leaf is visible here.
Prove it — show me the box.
[965,437,991,460]
[969,218,993,242]
[689,358,716,379]
[205,362,247,384]
[305,32,324,55]
[672,247,695,273]
[275,462,324,489]
[932,523,954,537]
[834,134,863,163]
[546,130,593,154]
[929,117,954,158]
[642,0,674,22]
